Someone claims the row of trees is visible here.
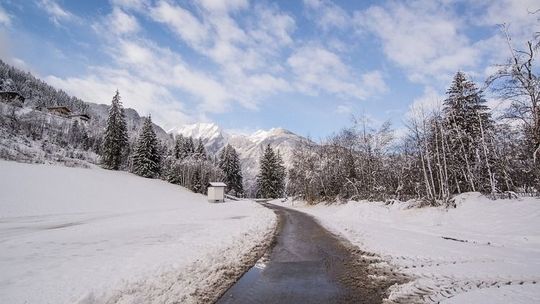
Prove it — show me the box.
[100,92,245,196]
[287,33,540,205]
[100,93,290,200]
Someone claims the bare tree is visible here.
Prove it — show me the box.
[487,25,540,164]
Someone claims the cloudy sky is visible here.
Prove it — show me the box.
[0,0,538,137]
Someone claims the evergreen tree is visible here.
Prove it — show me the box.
[444,72,492,141]
[183,137,195,157]
[274,152,286,196]
[256,144,286,198]
[174,134,185,159]
[443,72,495,193]
[132,116,161,178]
[192,165,203,193]
[195,139,207,160]
[68,120,88,149]
[101,90,128,170]
[219,144,244,196]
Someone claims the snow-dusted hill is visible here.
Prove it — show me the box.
[0,160,276,304]
[171,123,309,192]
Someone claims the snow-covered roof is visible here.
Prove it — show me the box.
[209,182,227,187]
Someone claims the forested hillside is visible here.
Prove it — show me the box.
[0,60,171,164]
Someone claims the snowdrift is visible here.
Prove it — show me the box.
[276,194,540,303]
[0,160,276,304]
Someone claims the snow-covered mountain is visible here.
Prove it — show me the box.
[171,123,308,192]
[168,123,226,154]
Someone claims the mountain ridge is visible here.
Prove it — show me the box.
[172,122,308,192]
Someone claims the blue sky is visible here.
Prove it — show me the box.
[0,0,538,138]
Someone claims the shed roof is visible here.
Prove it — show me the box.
[209,182,227,187]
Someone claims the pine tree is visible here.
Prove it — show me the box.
[219,144,244,196]
[256,144,286,198]
[183,137,195,157]
[132,115,161,178]
[174,134,185,159]
[274,152,286,196]
[195,139,207,160]
[444,72,492,141]
[68,120,88,149]
[192,164,203,193]
[443,72,495,193]
[101,90,128,170]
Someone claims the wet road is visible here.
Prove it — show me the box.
[217,203,371,304]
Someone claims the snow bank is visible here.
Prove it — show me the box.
[0,160,276,304]
[275,194,540,303]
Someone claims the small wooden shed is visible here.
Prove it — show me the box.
[208,182,227,203]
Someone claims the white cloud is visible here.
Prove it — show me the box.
[150,0,295,70]
[354,0,539,86]
[150,1,209,47]
[38,0,76,25]
[0,4,11,27]
[111,0,149,11]
[197,0,248,13]
[335,104,352,115]
[109,39,233,114]
[0,31,32,71]
[361,70,388,94]
[108,8,140,35]
[248,5,295,50]
[148,1,295,108]
[41,0,299,128]
[354,1,478,84]
[287,46,386,100]
[46,67,192,129]
[43,33,233,128]
[303,0,350,31]
[473,0,539,32]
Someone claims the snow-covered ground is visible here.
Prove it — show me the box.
[0,160,276,304]
[275,194,540,303]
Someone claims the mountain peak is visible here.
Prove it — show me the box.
[249,127,294,143]
[170,123,223,141]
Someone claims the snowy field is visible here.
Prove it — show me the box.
[275,194,540,303]
[0,160,276,304]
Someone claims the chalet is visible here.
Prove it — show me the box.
[70,113,91,123]
[207,182,227,203]
[47,106,71,117]
[0,91,25,105]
